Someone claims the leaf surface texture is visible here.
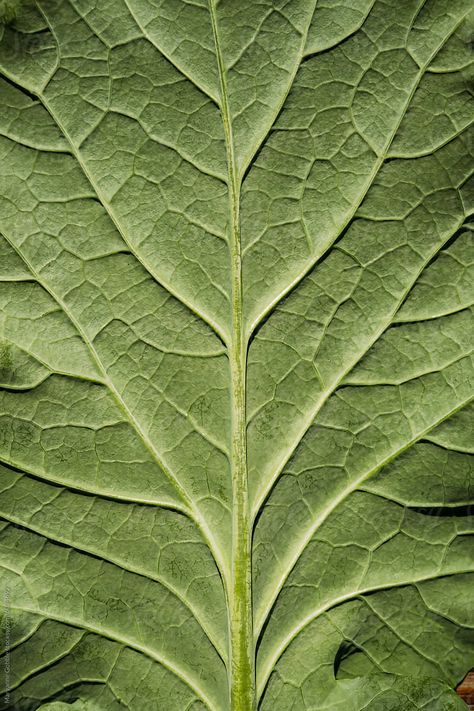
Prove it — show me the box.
[0,1,473,709]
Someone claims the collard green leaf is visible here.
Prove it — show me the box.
[0,1,473,710]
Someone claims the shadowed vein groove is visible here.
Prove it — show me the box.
[0,616,44,657]
[0,458,190,514]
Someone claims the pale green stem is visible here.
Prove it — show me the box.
[209,1,255,708]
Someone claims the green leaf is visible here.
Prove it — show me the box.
[0,1,473,709]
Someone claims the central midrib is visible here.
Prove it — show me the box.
[209,2,255,710]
